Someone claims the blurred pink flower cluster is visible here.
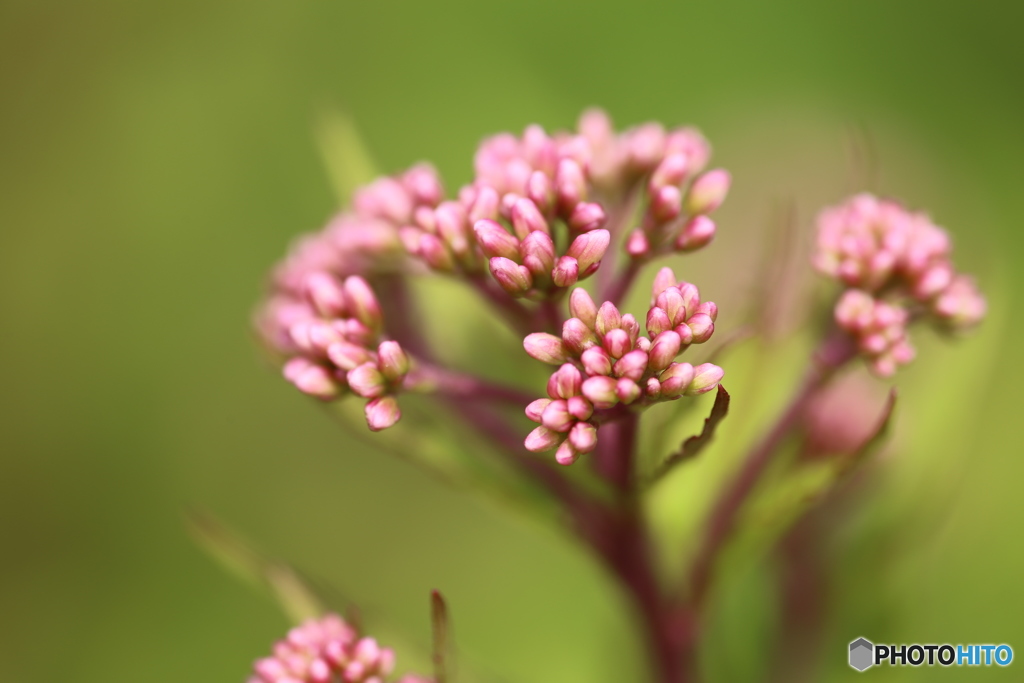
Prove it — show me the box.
[249,614,430,683]
[814,193,985,375]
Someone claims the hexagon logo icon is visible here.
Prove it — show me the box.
[849,637,874,671]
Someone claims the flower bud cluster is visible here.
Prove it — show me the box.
[249,613,429,683]
[277,272,408,431]
[814,193,986,375]
[522,268,725,465]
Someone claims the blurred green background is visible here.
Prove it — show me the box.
[1,1,1022,681]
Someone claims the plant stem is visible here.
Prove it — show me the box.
[603,260,642,308]
[687,330,856,609]
[415,363,536,407]
[467,274,538,337]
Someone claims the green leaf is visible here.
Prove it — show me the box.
[315,108,380,206]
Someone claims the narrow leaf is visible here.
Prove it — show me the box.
[431,590,452,683]
[648,384,731,485]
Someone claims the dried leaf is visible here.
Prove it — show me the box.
[648,384,731,486]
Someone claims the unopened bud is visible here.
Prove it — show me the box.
[489,256,533,296]
[695,300,718,321]
[616,377,641,404]
[525,398,551,423]
[660,362,695,398]
[527,170,554,214]
[568,202,607,232]
[626,229,650,258]
[603,328,631,359]
[567,396,594,421]
[555,440,581,466]
[511,197,549,239]
[552,255,580,287]
[646,306,673,336]
[568,421,598,453]
[524,332,571,364]
[376,341,409,381]
[676,215,716,251]
[520,230,556,278]
[650,185,682,223]
[685,363,724,395]
[581,346,613,376]
[581,375,619,409]
[327,340,375,371]
[343,276,383,333]
[286,359,342,400]
[541,399,574,432]
[569,288,598,328]
[595,301,623,337]
[365,396,401,431]
[685,169,731,215]
[613,349,649,381]
[562,317,597,354]
[555,158,586,213]
[649,330,682,370]
[551,363,583,399]
[686,313,715,344]
[304,272,347,317]
[525,425,562,452]
[645,377,662,399]
[418,233,455,271]
[567,229,611,277]
[474,219,520,260]
[468,185,500,223]
[651,267,678,301]
[347,362,387,398]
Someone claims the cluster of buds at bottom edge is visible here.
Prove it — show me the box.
[521,272,724,465]
[249,613,431,683]
[278,273,411,432]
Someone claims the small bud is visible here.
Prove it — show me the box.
[649,330,682,370]
[603,328,631,359]
[675,323,695,345]
[551,363,583,399]
[555,158,586,212]
[678,282,701,316]
[520,230,556,277]
[636,336,652,352]
[567,396,594,421]
[568,202,607,233]
[645,377,662,399]
[511,197,549,239]
[685,168,731,215]
[567,229,611,277]
[581,346,613,376]
[304,272,347,317]
[541,399,574,432]
[525,425,562,452]
[569,288,598,328]
[685,363,725,396]
[489,256,533,296]
[651,267,678,301]
[468,185,500,223]
[403,163,444,206]
[914,263,953,300]
[834,290,875,331]
[695,300,718,321]
[568,421,598,453]
[552,255,580,287]
[365,396,401,431]
[621,313,640,342]
[525,398,551,423]
[650,185,682,223]
[527,170,554,214]
[474,219,521,260]
[434,201,470,257]
[626,122,666,170]
[581,375,619,409]
[616,377,641,404]
[676,215,716,251]
[286,360,342,400]
[418,233,455,271]
[660,362,695,398]
[650,152,690,190]
[555,440,581,466]
[595,301,622,337]
[686,313,715,344]
[646,306,673,336]
[656,287,687,325]
[377,341,410,381]
[343,276,383,333]
[524,332,571,364]
[347,362,387,398]
[327,340,375,371]
[613,349,649,381]
[562,317,597,354]
[626,229,650,258]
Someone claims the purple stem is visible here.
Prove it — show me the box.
[603,260,642,308]
[467,273,538,336]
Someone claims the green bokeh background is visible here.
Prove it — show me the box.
[1,1,1021,681]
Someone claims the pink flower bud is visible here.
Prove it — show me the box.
[567,396,594,421]
[525,425,562,452]
[527,170,554,214]
[685,168,731,215]
[555,440,581,466]
[636,336,651,352]
[347,362,387,398]
[676,215,716,252]
[595,301,622,337]
[616,377,641,404]
[695,300,718,321]
[562,317,597,354]
[660,362,695,398]
[550,363,583,399]
[651,153,690,190]
[569,288,598,328]
[286,360,343,400]
[474,219,521,260]
[834,289,875,331]
[651,267,678,301]
[649,330,682,370]
[626,229,650,258]
[613,349,649,381]
[567,229,611,277]
[914,263,953,300]
[656,287,687,325]
[555,158,586,213]
[327,340,375,371]
[685,363,725,396]
[403,163,444,205]
[343,276,383,333]
[646,306,673,336]
[603,328,631,359]
[678,282,701,316]
[510,197,549,239]
[541,399,574,432]
[520,230,556,277]
[650,185,682,223]
[581,375,619,409]
[581,346,613,376]
[675,323,695,345]
[525,398,551,423]
[686,313,715,343]
[468,185,500,223]
[568,421,598,453]
[365,396,401,431]
[304,272,347,317]
[489,256,533,296]
[568,202,607,232]
[645,377,662,399]
[552,255,580,287]
[524,332,571,364]
[417,232,455,271]
[377,341,409,381]
[626,122,666,171]
[434,201,470,257]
